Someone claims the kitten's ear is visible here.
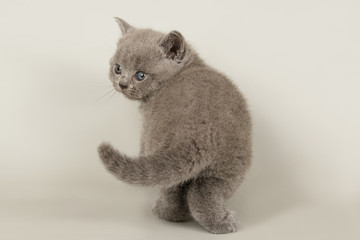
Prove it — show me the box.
[114,17,134,35]
[160,31,185,63]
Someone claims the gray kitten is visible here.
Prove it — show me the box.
[98,18,252,234]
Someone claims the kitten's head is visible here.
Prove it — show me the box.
[109,18,193,100]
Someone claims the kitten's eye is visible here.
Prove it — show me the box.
[114,64,122,74]
[135,71,147,81]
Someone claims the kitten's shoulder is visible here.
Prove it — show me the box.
[178,65,237,96]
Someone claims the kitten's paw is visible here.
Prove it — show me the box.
[204,211,239,234]
[152,199,190,222]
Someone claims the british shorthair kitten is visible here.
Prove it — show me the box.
[98,18,251,234]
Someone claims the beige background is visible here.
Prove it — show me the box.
[1,0,359,239]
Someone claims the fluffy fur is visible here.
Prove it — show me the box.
[98,18,252,234]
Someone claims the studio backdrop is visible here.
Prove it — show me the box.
[1,0,359,239]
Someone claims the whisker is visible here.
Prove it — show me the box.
[95,88,115,103]
[109,90,117,100]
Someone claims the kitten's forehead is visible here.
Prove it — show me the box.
[114,29,164,71]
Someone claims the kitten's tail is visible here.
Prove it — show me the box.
[98,140,211,187]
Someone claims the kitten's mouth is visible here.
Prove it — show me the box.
[113,85,141,100]
[112,84,123,93]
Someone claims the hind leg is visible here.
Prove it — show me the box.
[187,177,238,234]
[152,183,191,222]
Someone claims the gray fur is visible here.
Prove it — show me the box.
[98,18,252,234]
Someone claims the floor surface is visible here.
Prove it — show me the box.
[2,185,359,240]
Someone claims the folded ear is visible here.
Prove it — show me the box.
[114,17,134,35]
[160,31,185,63]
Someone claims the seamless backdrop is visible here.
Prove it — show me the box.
[1,0,359,239]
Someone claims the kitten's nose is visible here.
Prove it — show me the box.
[119,83,128,90]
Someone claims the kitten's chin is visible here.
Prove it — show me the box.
[121,91,142,101]
[113,86,143,100]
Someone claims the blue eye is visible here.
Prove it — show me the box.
[114,64,122,74]
[135,71,147,81]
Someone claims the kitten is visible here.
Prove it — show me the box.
[98,18,252,234]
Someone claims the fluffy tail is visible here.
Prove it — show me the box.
[98,140,211,187]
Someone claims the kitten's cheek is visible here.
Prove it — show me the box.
[151,81,160,90]
[113,84,123,93]
[112,83,121,92]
